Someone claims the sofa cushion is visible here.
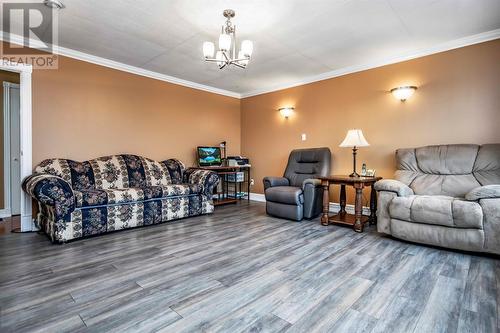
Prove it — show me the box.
[159,184,201,197]
[164,159,185,184]
[36,155,179,191]
[415,144,479,175]
[122,155,148,187]
[389,195,483,229]
[75,184,201,208]
[90,155,130,189]
[75,189,109,208]
[265,186,304,205]
[393,144,500,197]
[408,174,481,198]
[473,144,500,185]
[67,160,96,190]
[142,158,172,186]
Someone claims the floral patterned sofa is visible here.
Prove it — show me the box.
[22,155,219,243]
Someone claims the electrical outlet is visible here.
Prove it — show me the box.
[301,133,307,141]
[250,178,255,186]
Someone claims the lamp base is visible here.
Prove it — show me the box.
[349,172,360,178]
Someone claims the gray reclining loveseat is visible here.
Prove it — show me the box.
[375,144,500,255]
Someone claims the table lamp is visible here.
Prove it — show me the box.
[339,129,370,177]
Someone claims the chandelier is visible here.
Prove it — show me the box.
[202,9,253,69]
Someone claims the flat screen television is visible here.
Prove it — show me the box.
[197,146,222,166]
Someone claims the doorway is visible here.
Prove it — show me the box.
[2,81,21,218]
[0,70,21,220]
[0,60,32,232]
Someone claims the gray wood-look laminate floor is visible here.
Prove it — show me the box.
[0,201,498,333]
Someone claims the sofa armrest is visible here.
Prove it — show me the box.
[479,198,500,253]
[22,173,75,221]
[302,178,321,190]
[183,168,219,197]
[465,185,500,201]
[374,179,414,197]
[263,177,289,190]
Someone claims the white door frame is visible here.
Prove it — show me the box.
[1,82,20,218]
[0,61,33,231]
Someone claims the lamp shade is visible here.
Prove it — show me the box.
[339,129,370,148]
[279,107,294,118]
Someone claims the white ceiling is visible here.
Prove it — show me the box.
[25,0,500,96]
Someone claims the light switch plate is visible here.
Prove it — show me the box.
[301,133,307,141]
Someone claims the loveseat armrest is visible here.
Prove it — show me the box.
[465,185,500,201]
[374,179,414,197]
[263,177,289,190]
[22,173,75,221]
[183,168,219,197]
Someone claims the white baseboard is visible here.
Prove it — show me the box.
[328,202,371,216]
[249,192,371,215]
[248,193,266,202]
[0,209,11,219]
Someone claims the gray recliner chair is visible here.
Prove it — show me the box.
[263,147,331,221]
[375,144,500,255]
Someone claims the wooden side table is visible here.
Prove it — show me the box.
[319,175,382,232]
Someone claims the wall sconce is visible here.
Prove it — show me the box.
[279,107,294,118]
[390,86,417,101]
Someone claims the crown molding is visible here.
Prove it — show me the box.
[2,29,499,100]
[0,32,242,99]
[240,28,500,98]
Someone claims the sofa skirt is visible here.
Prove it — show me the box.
[37,194,214,243]
[390,218,485,253]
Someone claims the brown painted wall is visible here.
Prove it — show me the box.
[241,40,500,205]
[0,70,20,209]
[31,56,241,167]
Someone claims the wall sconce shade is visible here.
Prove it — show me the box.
[391,86,417,101]
[279,107,294,118]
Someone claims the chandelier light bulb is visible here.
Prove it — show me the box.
[241,40,253,57]
[203,42,215,58]
[238,50,249,66]
[219,33,231,52]
[215,51,224,66]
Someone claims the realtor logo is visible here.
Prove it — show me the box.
[1,1,59,69]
